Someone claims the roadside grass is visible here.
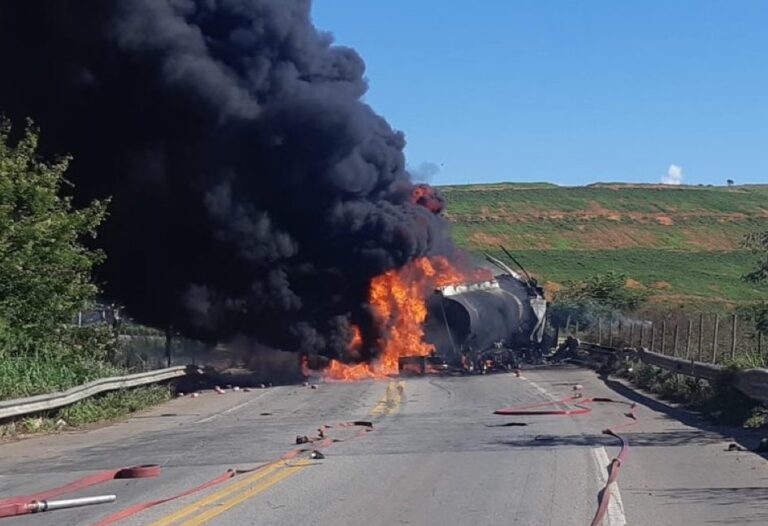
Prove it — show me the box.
[0,385,173,438]
[616,361,766,428]
[483,248,768,304]
[443,182,768,306]
[0,353,124,399]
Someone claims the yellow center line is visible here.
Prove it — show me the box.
[151,379,406,525]
[147,461,286,526]
[369,379,406,417]
[179,460,311,526]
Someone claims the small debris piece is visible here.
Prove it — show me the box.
[303,382,310,387]
[214,386,226,394]
[191,392,200,398]
[352,421,374,428]
[573,384,583,391]
[260,412,273,416]
[317,428,325,438]
[727,443,744,452]
[310,450,325,459]
[177,392,185,397]
[242,388,251,392]
[296,435,310,444]
[233,386,241,392]
[260,383,266,389]
[310,384,318,389]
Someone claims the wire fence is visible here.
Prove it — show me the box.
[565,313,765,364]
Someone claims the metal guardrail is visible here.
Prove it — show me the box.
[580,342,768,404]
[0,366,192,420]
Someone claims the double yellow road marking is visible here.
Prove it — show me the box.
[147,460,311,526]
[369,379,405,417]
[151,379,405,525]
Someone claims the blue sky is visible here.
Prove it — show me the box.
[312,1,767,186]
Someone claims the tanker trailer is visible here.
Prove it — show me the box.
[421,255,546,367]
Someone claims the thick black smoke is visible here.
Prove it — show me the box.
[0,0,451,361]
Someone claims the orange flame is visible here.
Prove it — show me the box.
[321,256,492,381]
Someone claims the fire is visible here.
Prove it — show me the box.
[411,184,445,214]
[320,256,492,381]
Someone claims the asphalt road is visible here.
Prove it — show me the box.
[1,366,767,525]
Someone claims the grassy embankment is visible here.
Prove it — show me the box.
[442,183,768,307]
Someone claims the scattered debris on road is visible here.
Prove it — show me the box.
[310,450,325,459]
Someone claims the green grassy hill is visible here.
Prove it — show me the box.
[442,183,768,306]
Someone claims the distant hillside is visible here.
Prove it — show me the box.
[442,183,768,306]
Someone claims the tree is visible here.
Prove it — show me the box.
[550,272,648,329]
[727,179,735,187]
[742,230,768,284]
[0,118,107,353]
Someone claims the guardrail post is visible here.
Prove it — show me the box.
[685,319,693,360]
[698,313,704,362]
[661,320,667,354]
[731,314,738,360]
[712,314,720,364]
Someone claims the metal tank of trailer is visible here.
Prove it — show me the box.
[422,255,546,363]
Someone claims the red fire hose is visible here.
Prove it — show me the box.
[0,421,373,524]
[495,394,637,526]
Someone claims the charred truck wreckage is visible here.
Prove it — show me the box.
[408,255,547,375]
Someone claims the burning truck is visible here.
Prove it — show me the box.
[404,254,548,375]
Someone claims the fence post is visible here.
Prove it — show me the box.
[565,314,572,336]
[760,331,764,356]
[165,326,173,368]
[673,323,679,357]
[609,317,614,347]
[661,320,667,354]
[730,314,738,360]
[598,318,603,345]
[698,313,704,362]
[575,320,580,340]
[712,314,720,364]
[685,319,693,360]
[629,323,635,347]
[650,322,656,351]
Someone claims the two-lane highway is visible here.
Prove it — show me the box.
[1,366,767,525]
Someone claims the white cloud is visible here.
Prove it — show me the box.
[661,164,683,185]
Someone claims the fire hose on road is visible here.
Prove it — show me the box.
[0,421,374,524]
[494,393,637,526]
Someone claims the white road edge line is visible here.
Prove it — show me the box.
[592,446,627,526]
[194,390,271,424]
[520,376,627,525]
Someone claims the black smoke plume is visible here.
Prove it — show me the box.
[0,0,451,361]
